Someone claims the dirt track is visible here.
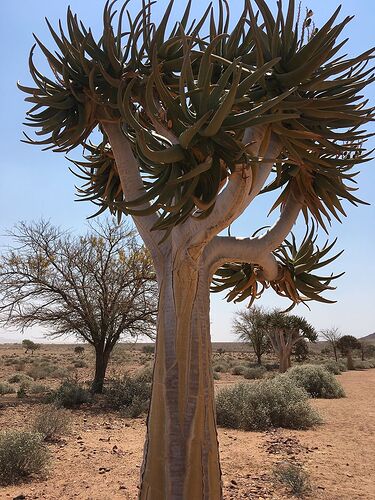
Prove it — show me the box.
[1,370,374,499]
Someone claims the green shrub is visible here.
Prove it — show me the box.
[33,406,71,441]
[105,372,151,417]
[213,371,221,380]
[73,360,88,368]
[338,359,348,372]
[8,373,34,384]
[213,362,230,373]
[0,382,16,395]
[142,345,155,354]
[47,380,92,408]
[353,360,372,370]
[243,366,266,379]
[29,383,49,395]
[285,364,345,398]
[216,378,321,431]
[231,365,247,376]
[17,384,28,399]
[0,431,49,485]
[321,360,342,375]
[274,461,310,496]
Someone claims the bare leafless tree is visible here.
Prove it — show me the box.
[0,219,157,392]
[320,327,342,362]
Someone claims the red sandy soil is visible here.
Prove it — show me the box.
[0,368,374,499]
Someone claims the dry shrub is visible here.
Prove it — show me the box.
[216,377,321,431]
[285,364,345,399]
[33,406,71,441]
[0,431,49,485]
[274,461,310,496]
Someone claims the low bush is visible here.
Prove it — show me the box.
[353,360,373,370]
[8,373,34,384]
[338,359,348,372]
[0,382,16,395]
[213,362,230,373]
[274,461,310,496]
[244,366,266,380]
[216,377,321,431]
[213,371,221,380]
[321,360,342,375]
[285,364,345,399]
[47,380,92,408]
[142,345,155,354]
[0,431,49,485]
[29,383,49,395]
[231,365,247,376]
[105,371,151,417]
[17,384,28,399]
[32,406,71,441]
[73,360,88,368]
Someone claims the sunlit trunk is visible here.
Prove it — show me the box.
[279,350,291,373]
[139,254,222,499]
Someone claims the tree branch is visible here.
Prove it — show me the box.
[186,127,282,250]
[102,122,166,262]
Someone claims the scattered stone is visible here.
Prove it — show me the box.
[13,495,26,500]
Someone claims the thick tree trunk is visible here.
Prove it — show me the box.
[139,255,222,499]
[92,347,110,394]
[279,350,291,373]
[256,352,262,365]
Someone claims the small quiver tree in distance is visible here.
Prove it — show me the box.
[262,310,317,372]
[22,339,40,355]
[0,220,157,393]
[337,335,361,369]
[233,306,270,365]
[18,0,374,497]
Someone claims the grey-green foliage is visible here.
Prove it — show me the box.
[321,360,342,375]
[274,461,311,496]
[0,431,49,485]
[243,366,267,379]
[285,364,345,398]
[32,406,71,441]
[47,380,92,408]
[0,382,16,395]
[105,370,152,417]
[216,377,321,431]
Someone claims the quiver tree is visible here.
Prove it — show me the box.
[262,310,317,372]
[22,339,40,354]
[233,306,270,365]
[18,0,374,497]
[337,334,361,369]
[0,220,157,393]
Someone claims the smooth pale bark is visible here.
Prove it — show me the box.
[140,252,221,499]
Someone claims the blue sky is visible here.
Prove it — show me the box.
[0,1,374,343]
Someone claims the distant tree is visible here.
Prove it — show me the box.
[360,343,375,360]
[293,338,309,362]
[233,306,270,365]
[337,335,361,356]
[0,220,158,393]
[337,335,361,369]
[22,339,40,355]
[74,346,85,356]
[263,310,317,372]
[320,327,342,361]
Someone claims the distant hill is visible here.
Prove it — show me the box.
[358,333,375,343]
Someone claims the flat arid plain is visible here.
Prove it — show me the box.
[0,343,374,500]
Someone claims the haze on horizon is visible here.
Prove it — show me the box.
[0,0,374,344]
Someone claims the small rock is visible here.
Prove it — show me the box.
[230,480,238,486]
[119,485,127,490]
[13,495,26,500]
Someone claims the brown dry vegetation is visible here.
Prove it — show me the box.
[0,343,374,499]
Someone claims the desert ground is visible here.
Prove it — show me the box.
[0,343,374,500]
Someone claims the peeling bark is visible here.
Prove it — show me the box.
[140,253,222,499]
